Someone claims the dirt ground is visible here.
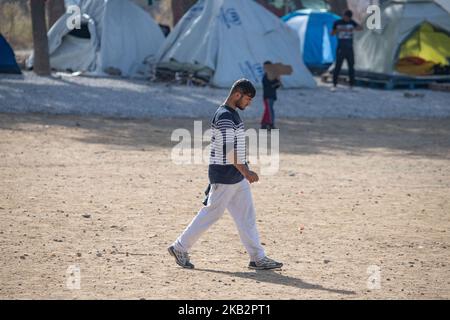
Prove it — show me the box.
[1,113,449,300]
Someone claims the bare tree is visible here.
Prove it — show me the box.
[30,0,50,75]
[256,0,305,16]
[171,0,196,26]
[47,0,65,29]
[255,0,284,16]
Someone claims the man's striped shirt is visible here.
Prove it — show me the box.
[208,105,246,184]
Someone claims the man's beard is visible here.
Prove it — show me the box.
[236,97,246,110]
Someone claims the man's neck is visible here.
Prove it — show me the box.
[224,98,237,110]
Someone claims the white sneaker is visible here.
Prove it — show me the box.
[168,245,195,269]
[248,256,283,270]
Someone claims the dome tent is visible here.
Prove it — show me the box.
[27,0,165,77]
[353,0,450,78]
[283,9,341,69]
[157,0,316,88]
[0,34,21,74]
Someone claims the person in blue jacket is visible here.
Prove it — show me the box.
[261,61,281,130]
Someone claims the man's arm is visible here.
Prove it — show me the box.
[224,130,259,184]
[233,153,259,184]
[353,20,363,31]
[262,74,270,86]
[273,78,282,89]
[331,21,338,35]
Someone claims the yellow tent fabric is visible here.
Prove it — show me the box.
[399,22,450,66]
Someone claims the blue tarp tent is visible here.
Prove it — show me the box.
[0,34,21,74]
[283,10,340,68]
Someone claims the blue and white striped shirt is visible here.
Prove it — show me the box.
[208,105,246,184]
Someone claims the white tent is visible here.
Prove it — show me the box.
[27,0,165,77]
[353,0,450,77]
[157,0,317,88]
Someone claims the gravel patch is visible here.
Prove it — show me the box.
[1,72,449,119]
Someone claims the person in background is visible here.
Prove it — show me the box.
[261,61,282,130]
[331,10,363,91]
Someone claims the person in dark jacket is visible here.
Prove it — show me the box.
[261,61,281,130]
[331,10,362,91]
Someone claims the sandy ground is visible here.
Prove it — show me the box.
[0,113,449,300]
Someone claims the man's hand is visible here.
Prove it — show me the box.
[245,170,259,184]
[231,150,259,184]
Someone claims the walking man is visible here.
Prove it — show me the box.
[331,10,362,91]
[168,79,283,270]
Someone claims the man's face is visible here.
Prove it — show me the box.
[343,15,351,22]
[236,93,253,110]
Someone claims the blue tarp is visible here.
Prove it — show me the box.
[283,10,340,68]
[0,34,21,74]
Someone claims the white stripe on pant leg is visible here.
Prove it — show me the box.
[227,180,266,262]
[174,183,237,253]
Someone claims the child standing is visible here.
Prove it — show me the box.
[261,61,282,130]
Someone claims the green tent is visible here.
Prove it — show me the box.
[353,0,450,77]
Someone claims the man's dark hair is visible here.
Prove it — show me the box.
[231,79,256,98]
[264,61,272,65]
[344,10,353,18]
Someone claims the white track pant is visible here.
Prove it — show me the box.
[173,179,266,262]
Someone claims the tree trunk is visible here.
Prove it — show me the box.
[47,0,66,29]
[171,0,197,26]
[31,0,50,75]
[327,0,349,16]
[293,0,305,10]
[255,0,305,17]
[255,0,284,17]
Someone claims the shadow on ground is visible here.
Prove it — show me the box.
[194,268,356,296]
[1,113,449,159]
